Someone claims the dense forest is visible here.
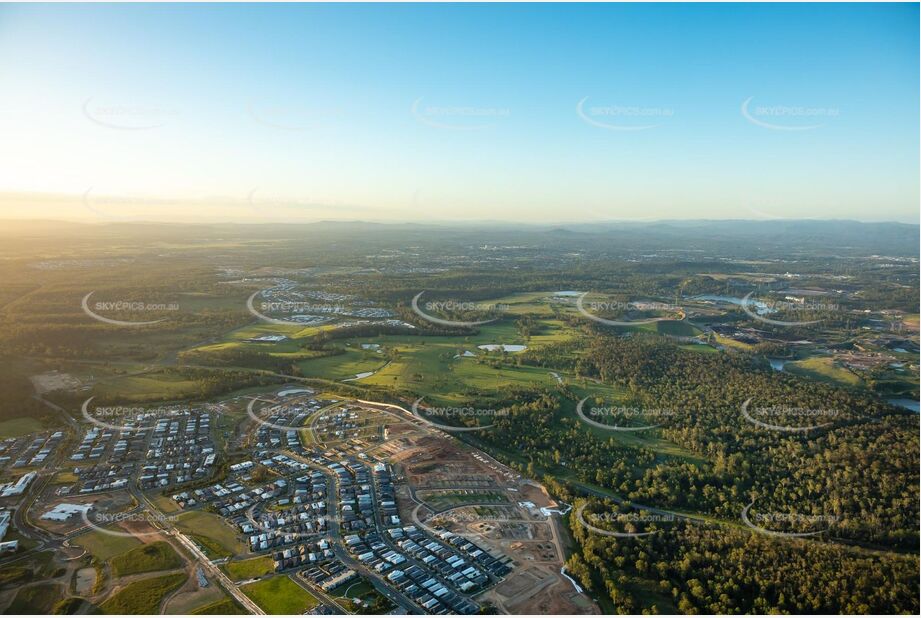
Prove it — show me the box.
[565,498,919,614]
[478,335,918,550]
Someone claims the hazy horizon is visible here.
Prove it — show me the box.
[0,191,918,226]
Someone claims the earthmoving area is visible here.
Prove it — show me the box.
[372,419,595,615]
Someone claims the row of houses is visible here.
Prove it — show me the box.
[373,462,399,525]
[301,560,359,592]
[271,539,335,571]
[436,530,512,578]
[344,528,479,615]
[388,526,493,593]
[1,432,64,469]
[326,457,378,533]
[140,412,215,488]
[384,561,478,615]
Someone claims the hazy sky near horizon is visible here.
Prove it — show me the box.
[0,3,917,223]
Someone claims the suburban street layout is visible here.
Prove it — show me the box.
[0,382,598,615]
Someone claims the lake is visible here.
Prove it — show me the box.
[887,398,920,413]
[768,359,788,371]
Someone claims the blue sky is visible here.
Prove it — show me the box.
[0,2,917,223]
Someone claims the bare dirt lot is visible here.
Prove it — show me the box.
[30,370,82,394]
[488,564,598,615]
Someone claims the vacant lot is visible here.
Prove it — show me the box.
[0,417,46,439]
[111,541,183,577]
[72,527,142,560]
[241,575,319,614]
[99,572,187,614]
[93,371,203,402]
[223,555,274,581]
[176,511,246,557]
[4,582,64,614]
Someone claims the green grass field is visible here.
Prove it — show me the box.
[296,349,389,380]
[0,565,32,586]
[5,582,64,614]
[345,325,561,406]
[329,577,393,613]
[786,356,862,388]
[110,541,183,578]
[99,572,187,614]
[151,494,181,514]
[240,576,319,614]
[93,372,203,402]
[222,556,274,581]
[175,511,246,557]
[72,528,142,560]
[0,416,46,438]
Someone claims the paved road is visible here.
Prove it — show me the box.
[171,526,265,615]
[133,488,265,615]
[279,449,420,615]
[290,571,350,614]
